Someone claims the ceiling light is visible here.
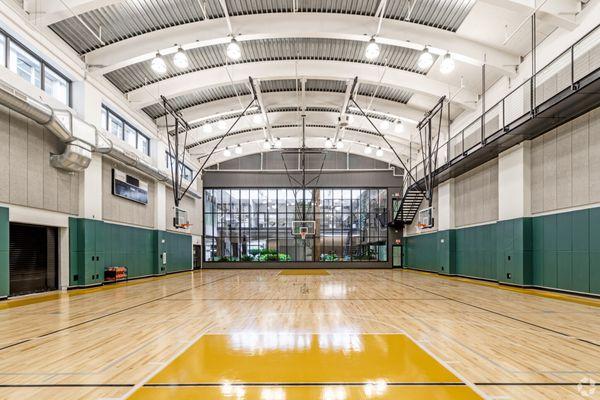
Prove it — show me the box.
[376,147,384,157]
[217,119,228,131]
[274,137,282,148]
[263,139,272,150]
[365,38,380,60]
[252,114,264,124]
[226,38,242,61]
[325,138,333,148]
[380,119,390,130]
[235,144,243,154]
[202,123,213,134]
[440,52,455,74]
[151,52,167,74]
[173,47,188,69]
[223,148,231,157]
[394,120,404,133]
[364,144,372,155]
[417,46,434,69]
[336,139,344,149]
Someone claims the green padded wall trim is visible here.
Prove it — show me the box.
[403,232,441,273]
[0,207,9,298]
[495,218,532,286]
[404,208,600,295]
[69,218,192,287]
[455,223,498,281]
[437,230,455,275]
[163,231,193,273]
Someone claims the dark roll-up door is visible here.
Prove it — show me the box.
[9,223,58,296]
[193,244,202,269]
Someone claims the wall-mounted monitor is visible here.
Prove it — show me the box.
[112,168,148,204]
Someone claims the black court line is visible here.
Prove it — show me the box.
[474,382,597,386]
[0,274,238,352]
[374,273,600,348]
[143,382,467,387]
[0,381,593,389]
[159,298,446,301]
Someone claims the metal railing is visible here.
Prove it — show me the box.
[403,23,600,196]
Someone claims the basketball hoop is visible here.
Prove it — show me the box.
[178,223,193,229]
[299,227,308,240]
[292,221,316,240]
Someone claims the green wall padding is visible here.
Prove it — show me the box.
[69,218,192,287]
[0,207,8,298]
[403,232,441,273]
[403,208,600,295]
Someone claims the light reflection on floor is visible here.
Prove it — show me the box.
[127,333,483,399]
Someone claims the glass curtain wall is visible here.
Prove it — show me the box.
[204,188,387,263]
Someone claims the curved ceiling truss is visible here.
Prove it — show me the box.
[145,79,422,122]
[83,13,519,76]
[151,79,436,164]
[126,60,477,110]
[106,37,434,93]
[187,125,414,168]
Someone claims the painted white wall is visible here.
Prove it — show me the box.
[498,141,531,220]
[79,154,103,220]
[155,183,166,231]
[437,179,455,230]
[59,227,69,290]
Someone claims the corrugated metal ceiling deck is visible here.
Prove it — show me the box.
[49,0,476,54]
[105,37,431,93]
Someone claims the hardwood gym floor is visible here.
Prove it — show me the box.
[0,269,598,399]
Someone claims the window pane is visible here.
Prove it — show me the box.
[0,35,5,67]
[204,187,387,264]
[44,68,69,105]
[124,124,137,148]
[184,167,193,181]
[9,42,41,87]
[108,112,123,138]
[101,108,108,131]
[138,134,149,155]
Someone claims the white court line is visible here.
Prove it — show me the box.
[403,330,492,400]
[116,321,217,400]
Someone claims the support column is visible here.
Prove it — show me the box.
[0,207,8,298]
[74,80,104,221]
[71,81,104,288]
[437,180,456,275]
[497,142,533,285]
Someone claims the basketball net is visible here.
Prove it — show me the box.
[299,227,309,240]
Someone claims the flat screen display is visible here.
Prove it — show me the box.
[112,168,148,204]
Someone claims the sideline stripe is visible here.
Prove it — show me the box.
[0,270,194,311]
[377,273,600,348]
[403,269,600,308]
[0,274,237,351]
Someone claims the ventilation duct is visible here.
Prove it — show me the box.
[0,81,196,195]
[94,131,170,182]
[0,82,92,172]
[50,144,92,172]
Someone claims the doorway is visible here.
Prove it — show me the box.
[9,223,58,296]
[193,244,202,269]
[392,245,402,268]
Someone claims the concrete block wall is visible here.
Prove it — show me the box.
[0,105,79,214]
